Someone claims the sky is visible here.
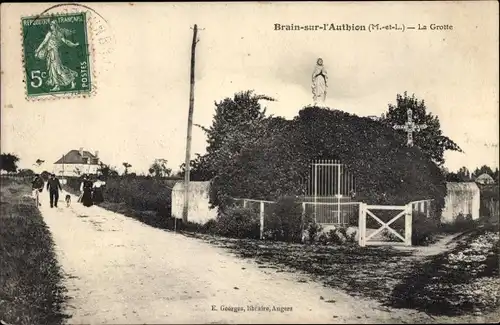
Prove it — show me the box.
[1,2,499,175]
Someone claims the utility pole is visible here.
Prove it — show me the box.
[182,24,198,224]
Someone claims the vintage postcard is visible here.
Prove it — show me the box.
[1,1,499,324]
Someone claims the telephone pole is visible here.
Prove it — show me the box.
[182,24,198,224]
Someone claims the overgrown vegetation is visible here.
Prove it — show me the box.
[380,91,462,166]
[264,197,303,243]
[65,175,176,218]
[188,91,448,229]
[0,153,20,173]
[212,207,261,239]
[0,179,68,325]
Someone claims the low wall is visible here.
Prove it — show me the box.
[171,181,218,224]
[442,182,480,223]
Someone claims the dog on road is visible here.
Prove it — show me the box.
[65,194,71,207]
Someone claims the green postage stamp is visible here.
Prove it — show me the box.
[22,12,92,99]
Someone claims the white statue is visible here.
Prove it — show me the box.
[312,58,328,106]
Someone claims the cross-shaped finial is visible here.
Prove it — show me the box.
[393,108,427,147]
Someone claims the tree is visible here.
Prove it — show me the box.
[381,92,462,166]
[192,90,276,207]
[18,168,35,177]
[0,153,20,173]
[122,162,132,175]
[35,159,45,166]
[201,93,447,215]
[148,159,172,178]
[178,153,213,181]
[445,166,472,182]
[472,165,495,178]
[199,90,275,181]
[97,162,119,178]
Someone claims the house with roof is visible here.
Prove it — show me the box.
[475,173,496,185]
[53,148,101,177]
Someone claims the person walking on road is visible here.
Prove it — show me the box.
[47,173,63,208]
[92,175,106,204]
[79,174,94,207]
[31,174,45,206]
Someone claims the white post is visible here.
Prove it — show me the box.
[301,202,306,243]
[259,201,264,240]
[358,203,365,247]
[314,162,318,222]
[405,204,412,246]
[337,163,341,223]
[243,199,247,208]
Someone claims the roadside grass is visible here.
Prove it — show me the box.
[0,179,68,325]
[389,223,499,316]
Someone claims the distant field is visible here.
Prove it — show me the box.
[0,179,68,325]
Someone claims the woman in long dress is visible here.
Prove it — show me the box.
[79,175,94,207]
[312,58,328,106]
[34,20,80,92]
[92,176,106,205]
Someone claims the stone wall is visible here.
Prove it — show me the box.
[442,182,480,223]
[171,181,218,224]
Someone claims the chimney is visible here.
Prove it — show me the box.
[95,150,99,158]
[79,147,84,156]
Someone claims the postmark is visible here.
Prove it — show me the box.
[21,4,114,101]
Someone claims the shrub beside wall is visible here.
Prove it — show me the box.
[214,206,260,239]
[265,196,303,243]
[64,176,174,217]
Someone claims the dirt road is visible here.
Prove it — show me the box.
[39,190,424,324]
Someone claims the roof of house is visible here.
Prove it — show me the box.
[54,150,99,165]
[475,173,495,182]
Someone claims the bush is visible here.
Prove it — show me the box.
[265,196,303,243]
[214,207,260,239]
[305,221,323,243]
[440,213,480,234]
[326,229,345,245]
[412,213,440,245]
[456,213,473,225]
[64,176,174,217]
[315,227,357,246]
[206,103,447,216]
[166,217,218,234]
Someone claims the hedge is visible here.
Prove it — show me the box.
[208,106,446,221]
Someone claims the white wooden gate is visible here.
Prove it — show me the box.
[358,203,412,247]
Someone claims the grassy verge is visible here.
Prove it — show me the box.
[185,228,499,318]
[0,179,68,325]
[389,223,500,316]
